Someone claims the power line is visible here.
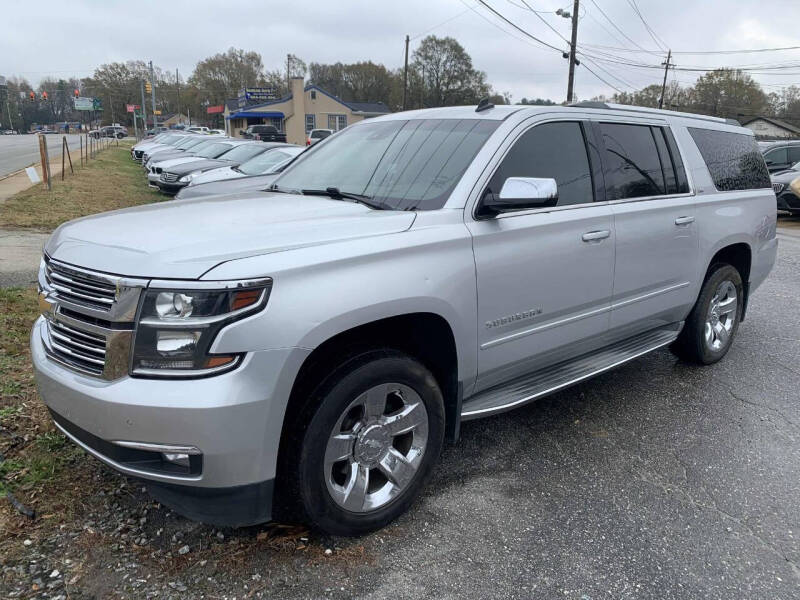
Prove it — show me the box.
[587,0,655,53]
[475,0,563,51]
[626,0,668,51]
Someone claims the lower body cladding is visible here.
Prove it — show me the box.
[31,318,310,527]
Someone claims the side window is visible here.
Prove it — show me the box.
[788,146,800,164]
[764,147,787,166]
[688,127,771,191]
[486,121,594,207]
[598,122,665,200]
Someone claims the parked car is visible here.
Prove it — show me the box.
[3,129,18,135]
[186,126,210,134]
[155,142,271,195]
[142,135,212,169]
[769,163,800,215]
[32,103,776,536]
[145,139,237,187]
[209,129,226,136]
[184,145,304,188]
[174,171,284,200]
[761,140,800,173]
[307,128,333,145]
[131,133,187,162]
[242,124,287,143]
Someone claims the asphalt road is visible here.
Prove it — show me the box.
[0,133,85,178]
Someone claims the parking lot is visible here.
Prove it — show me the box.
[1,218,797,599]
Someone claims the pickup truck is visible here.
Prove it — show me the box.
[32,102,776,536]
[242,124,287,143]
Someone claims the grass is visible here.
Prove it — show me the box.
[0,141,161,231]
[0,286,82,502]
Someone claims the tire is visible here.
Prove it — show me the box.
[671,264,743,364]
[283,350,444,536]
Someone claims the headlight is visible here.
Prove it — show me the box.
[179,170,202,183]
[131,279,271,377]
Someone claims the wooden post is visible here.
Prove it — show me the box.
[40,134,52,190]
[64,136,74,175]
[38,135,48,188]
[62,137,66,180]
[80,135,83,167]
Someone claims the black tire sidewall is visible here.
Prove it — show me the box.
[296,351,444,536]
[687,264,744,364]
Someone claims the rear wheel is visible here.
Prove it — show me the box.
[285,350,444,536]
[671,264,743,364]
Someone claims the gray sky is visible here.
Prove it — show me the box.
[3,0,800,103]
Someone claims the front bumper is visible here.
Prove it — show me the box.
[32,317,309,492]
[156,180,188,195]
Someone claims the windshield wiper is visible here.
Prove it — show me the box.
[301,187,386,210]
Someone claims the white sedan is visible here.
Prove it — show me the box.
[187,145,304,186]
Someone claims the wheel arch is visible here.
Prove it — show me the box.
[704,241,752,319]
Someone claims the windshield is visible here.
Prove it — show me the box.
[274,119,499,210]
[175,137,202,149]
[218,144,268,163]
[239,147,302,175]
[193,142,232,158]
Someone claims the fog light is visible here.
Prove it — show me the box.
[162,452,191,468]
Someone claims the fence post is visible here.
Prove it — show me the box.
[64,136,74,176]
[39,134,52,190]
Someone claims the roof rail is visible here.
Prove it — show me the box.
[568,101,738,126]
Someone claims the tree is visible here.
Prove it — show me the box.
[188,48,267,105]
[517,97,557,106]
[411,36,491,107]
[308,61,399,105]
[687,69,768,120]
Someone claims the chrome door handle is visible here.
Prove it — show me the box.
[675,216,695,226]
[581,230,611,242]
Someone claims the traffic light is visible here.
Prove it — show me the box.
[28,91,35,101]
[41,91,48,101]
[145,81,152,94]
[74,89,80,97]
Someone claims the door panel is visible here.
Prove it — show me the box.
[609,198,698,339]
[468,206,615,392]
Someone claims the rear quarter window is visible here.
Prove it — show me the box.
[688,128,770,191]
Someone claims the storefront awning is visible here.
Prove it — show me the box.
[226,111,284,120]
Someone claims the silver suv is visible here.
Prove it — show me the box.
[32,103,777,536]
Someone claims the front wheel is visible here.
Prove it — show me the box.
[671,264,743,364]
[287,350,444,536]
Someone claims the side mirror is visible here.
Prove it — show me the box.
[479,177,558,216]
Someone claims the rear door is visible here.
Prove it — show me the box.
[593,120,698,340]
[467,119,615,392]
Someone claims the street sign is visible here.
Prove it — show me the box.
[126,104,140,113]
[74,97,93,110]
[92,98,102,110]
[237,87,278,108]
[153,110,162,115]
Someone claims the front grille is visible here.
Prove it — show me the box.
[46,319,106,376]
[46,260,117,311]
[161,172,179,183]
[772,182,785,194]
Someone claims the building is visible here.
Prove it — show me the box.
[145,113,190,129]
[742,116,800,140]
[223,77,390,144]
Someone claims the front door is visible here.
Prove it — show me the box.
[467,120,615,392]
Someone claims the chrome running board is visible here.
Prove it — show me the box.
[461,325,681,420]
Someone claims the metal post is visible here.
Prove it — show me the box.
[402,35,410,111]
[566,0,580,104]
[659,49,672,110]
[176,68,180,122]
[79,135,83,167]
[149,61,157,131]
[140,79,147,134]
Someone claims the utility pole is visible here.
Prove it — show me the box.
[149,61,157,130]
[566,0,580,104]
[659,50,672,110]
[402,35,410,111]
[286,54,291,93]
[176,68,181,122]
[140,79,147,134]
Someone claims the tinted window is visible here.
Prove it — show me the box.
[599,123,665,199]
[239,148,300,175]
[486,122,593,206]
[196,143,234,158]
[663,128,690,193]
[312,130,331,139]
[764,147,787,166]
[788,146,800,163]
[218,144,268,162]
[274,119,499,211]
[688,128,770,191]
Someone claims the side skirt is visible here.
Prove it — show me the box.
[460,324,681,421]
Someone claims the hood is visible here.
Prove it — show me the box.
[166,159,231,175]
[45,193,416,279]
[770,169,800,183]
[150,156,207,170]
[188,166,241,186]
[177,174,278,200]
[146,149,191,163]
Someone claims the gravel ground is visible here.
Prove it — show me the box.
[1,221,799,599]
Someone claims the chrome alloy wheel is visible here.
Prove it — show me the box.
[324,383,429,513]
[704,280,737,352]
